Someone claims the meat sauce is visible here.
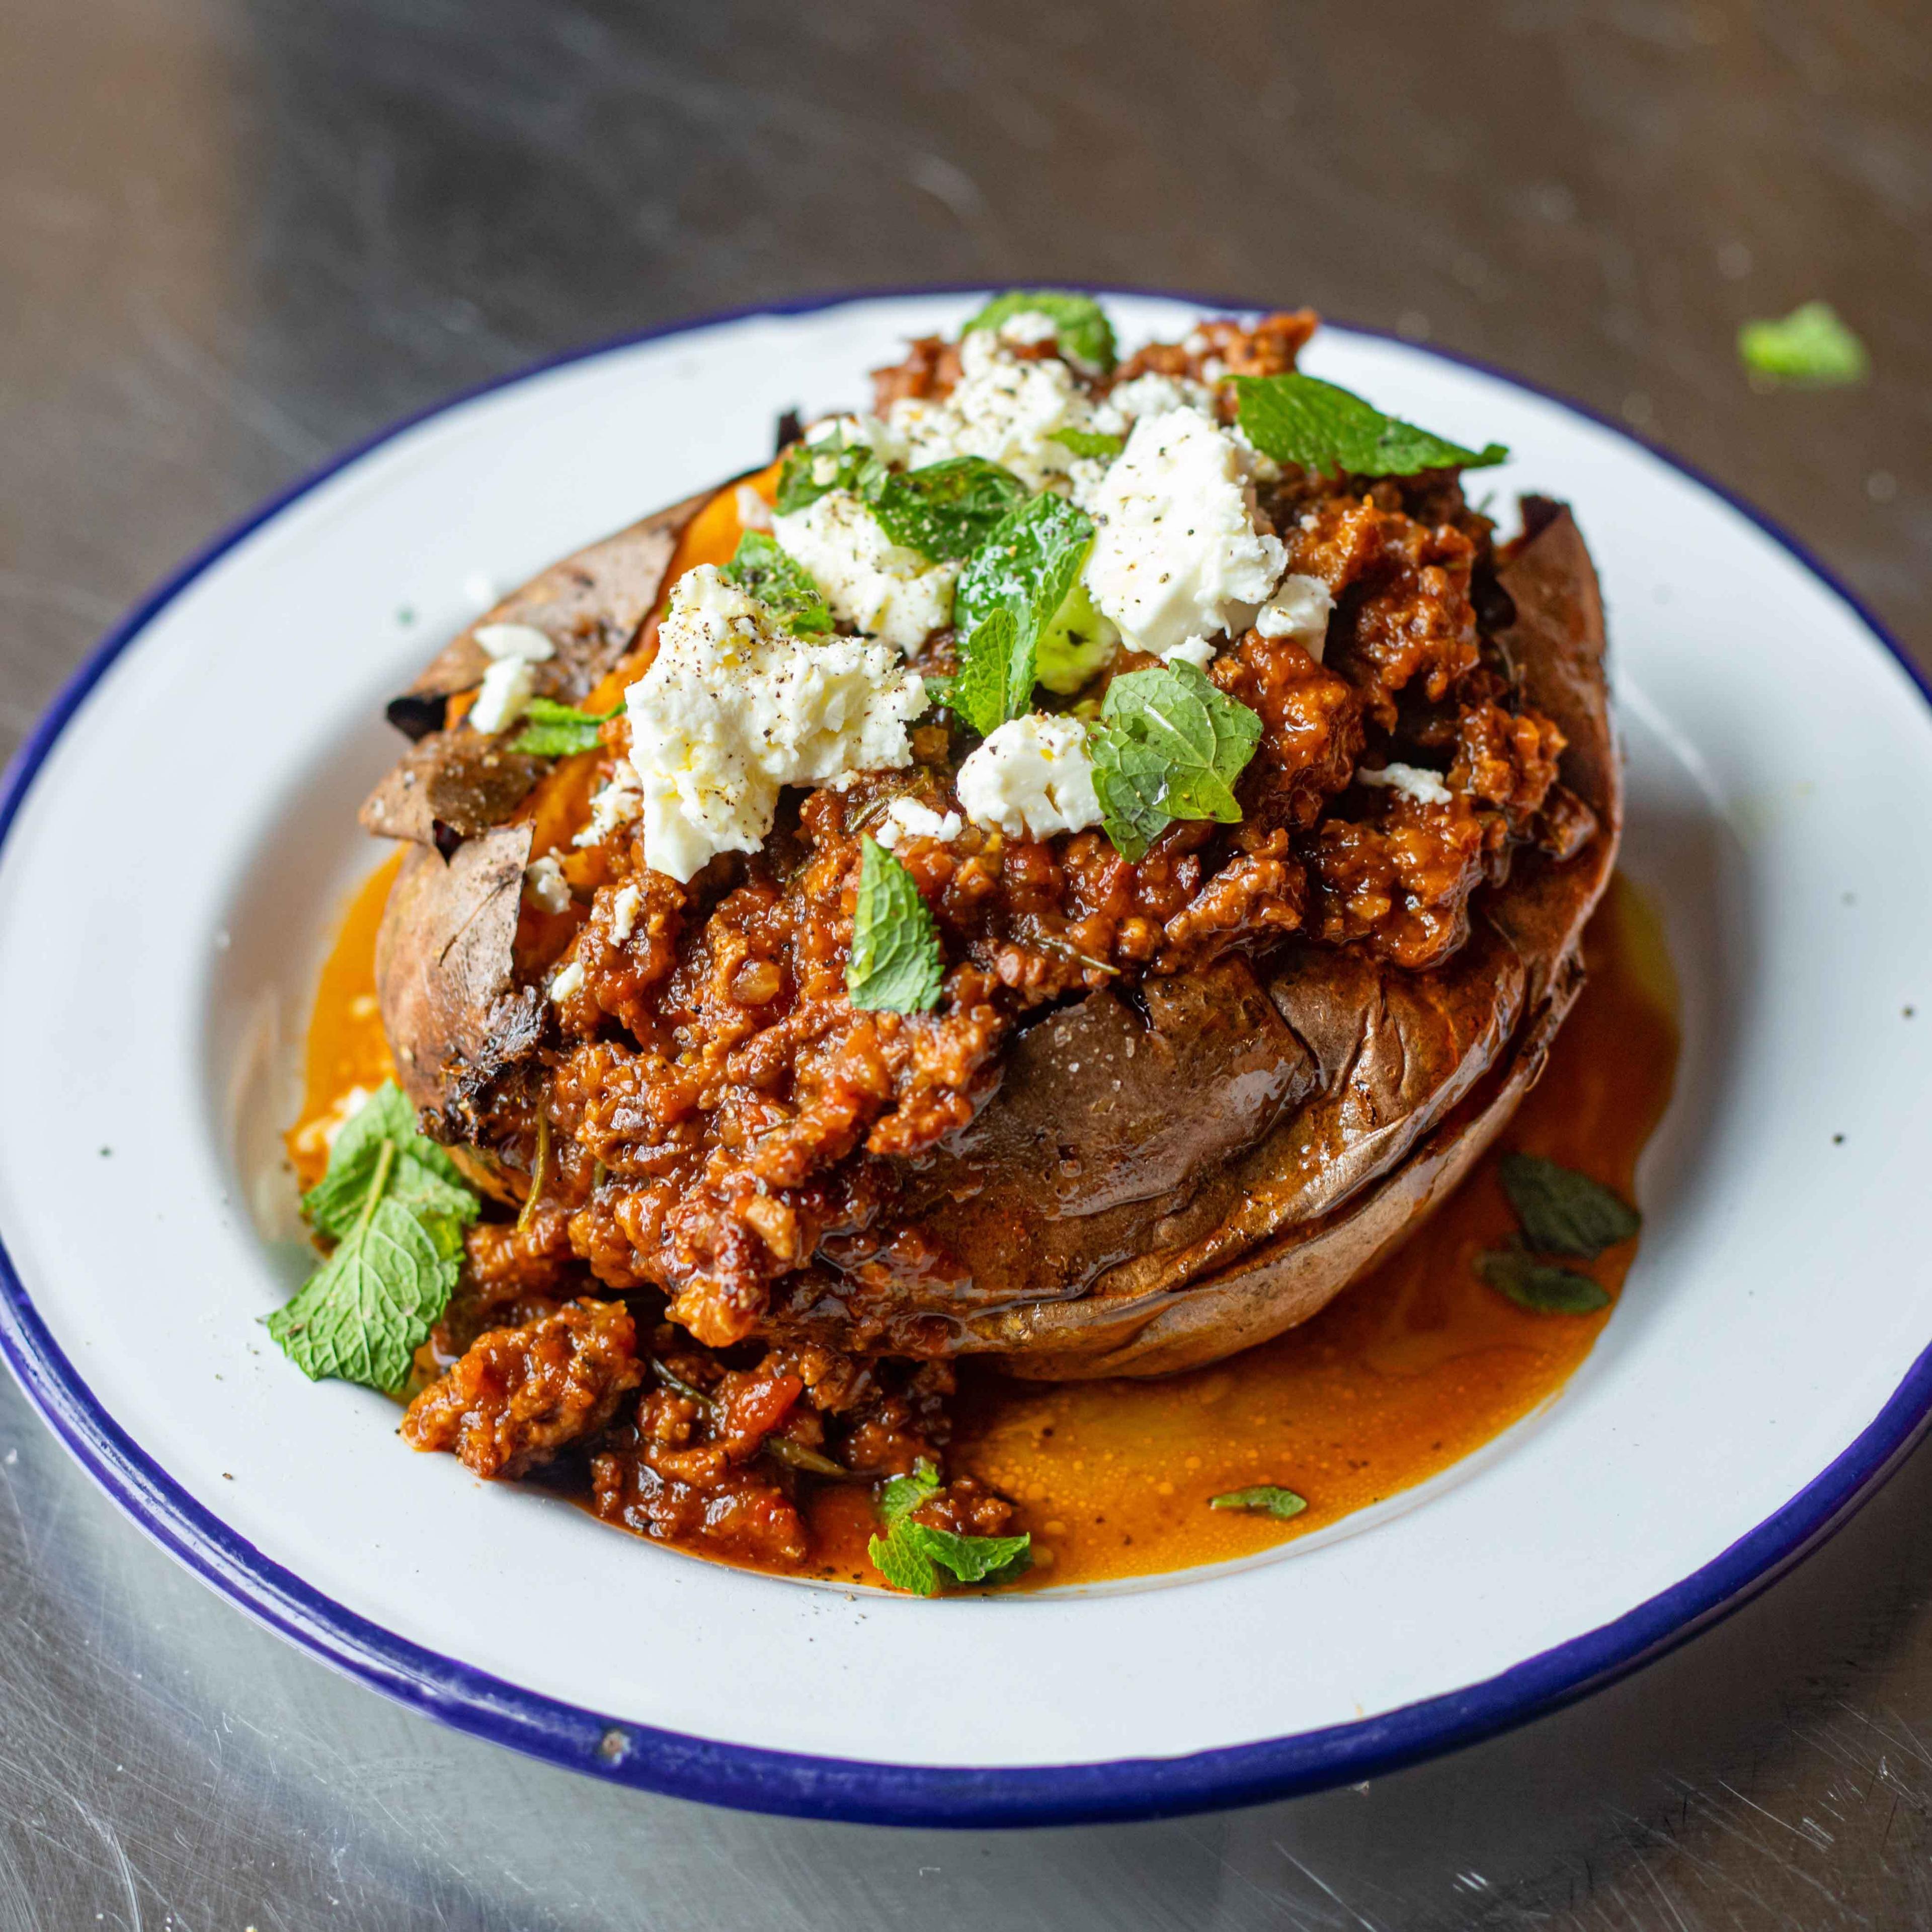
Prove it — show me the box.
[288,860,1675,1589]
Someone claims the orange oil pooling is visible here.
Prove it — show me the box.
[924,875,1679,1588]
[285,849,403,1190]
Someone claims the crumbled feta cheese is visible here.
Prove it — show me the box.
[522,854,572,914]
[997,309,1062,349]
[607,880,641,946]
[874,796,963,850]
[574,757,643,849]
[1357,761,1454,806]
[1081,408,1287,662]
[549,958,586,1004]
[807,412,908,466]
[734,485,774,532]
[771,490,959,652]
[474,622,556,663]
[1164,637,1220,670]
[1091,372,1217,436]
[1254,573,1335,658]
[320,1085,371,1153]
[468,654,536,734]
[956,713,1102,840]
[888,330,1095,493]
[625,565,928,882]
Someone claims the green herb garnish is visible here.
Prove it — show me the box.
[1738,301,1868,387]
[1209,1485,1308,1519]
[868,457,1029,562]
[1233,372,1507,478]
[1053,426,1126,460]
[774,421,887,516]
[962,290,1117,373]
[721,531,833,633]
[867,1461,1032,1597]
[506,697,620,758]
[951,494,1097,735]
[1475,1248,1612,1315]
[1087,661,1263,861]
[269,1083,480,1390]
[846,836,944,1013]
[1497,1153,1641,1259]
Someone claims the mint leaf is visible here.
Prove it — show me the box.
[952,495,1096,735]
[868,457,1028,562]
[721,531,832,633]
[868,1528,940,1596]
[302,1082,478,1241]
[277,1086,480,1391]
[1498,1154,1640,1258]
[1738,301,1868,387]
[774,423,887,516]
[507,697,620,758]
[914,1525,1032,1586]
[846,837,944,1013]
[1088,661,1262,861]
[1233,372,1507,477]
[962,290,1117,373]
[1053,427,1125,460]
[1034,579,1118,696]
[1209,1485,1307,1519]
[867,1461,1032,1594]
[1475,1248,1611,1315]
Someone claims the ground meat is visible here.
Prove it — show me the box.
[912,1475,1016,1541]
[870,335,961,411]
[1112,309,1317,389]
[403,1300,645,1480]
[448,320,1589,1361]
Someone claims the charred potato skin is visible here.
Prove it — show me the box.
[364,487,1619,1377]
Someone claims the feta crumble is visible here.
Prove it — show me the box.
[1254,573,1335,658]
[956,713,1102,841]
[1081,408,1287,663]
[888,329,1096,493]
[771,491,959,653]
[522,854,571,914]
[549,958,586,1005]
[474,622,556,663]
[574,757,644,849]
[1357,761,1454,807]
[1091,372,1217,435]
[874,796,963,850]
[734,485,774,532]
[996,308,1062,349]
[625,565,928,883]
[607,880,641,946]
[469,654,536,735]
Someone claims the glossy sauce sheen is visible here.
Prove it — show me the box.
[292,848,1677,1589]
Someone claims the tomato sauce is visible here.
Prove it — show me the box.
[289,854,1676,1589]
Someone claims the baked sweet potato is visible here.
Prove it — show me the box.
[362,472,1616,1379]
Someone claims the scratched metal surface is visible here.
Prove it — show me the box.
[3,0,1929,1924]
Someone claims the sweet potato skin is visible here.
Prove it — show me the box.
[365,484,1618,1377]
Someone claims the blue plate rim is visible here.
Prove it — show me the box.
[1,283,1927,1829]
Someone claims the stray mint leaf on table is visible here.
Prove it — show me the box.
[507,697,621,758]
[951,494,1097,735]
[1497,1152,1641,1258]
[962,290,1118,373]
[721,531,832,633]
[1233,372,1507,477]
[272,1086,481,1391]
[1737,302,1868,387]
[846,837,944,1014]
[1209,1485,1308,1519]
[1475,1248,1612,1315]
[1088,660,1263,861]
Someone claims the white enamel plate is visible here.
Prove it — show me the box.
[2,293,1928,1825]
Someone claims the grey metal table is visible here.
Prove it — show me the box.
[3,2,1928,1924]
